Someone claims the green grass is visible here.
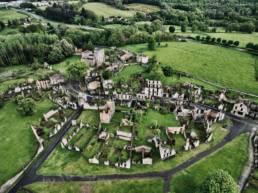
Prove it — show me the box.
[0,99,54,185]
[25,179,164,193]
[124,42,258,95]
[125,3,160,13]
[83,2,135,18]
[112,65,144,83]
[244,187,258,193]
[170,133,249,193]
[78,110,100,126]
[53,56,81,76]
[136,109,179,141]
[0,8,27,22]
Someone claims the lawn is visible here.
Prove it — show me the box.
[0,99,54,185]
[25,179,164,193]
[82,2,135,17]
[170,133,249,193]
[78,110,100,126]
[53,56,81,76]
[112,65,144,83]
[124,42,258,95]
[125,3,160,13]
[0,8,28,22]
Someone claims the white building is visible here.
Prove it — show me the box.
[231,102,249,118]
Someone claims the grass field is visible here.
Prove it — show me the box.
[112,65,144,83]
[53,56,81,76]
[124,42,258,95]
[25,179,163,193]
[83,2,135,18]
[0,99,54,185]
[125,3,160,13]
[0,8,27,22]
[170,133,249,193]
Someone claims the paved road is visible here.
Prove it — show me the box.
[8,108,83,193]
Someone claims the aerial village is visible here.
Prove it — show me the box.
[3,46,258,171]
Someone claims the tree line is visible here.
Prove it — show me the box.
[0,33,74,67]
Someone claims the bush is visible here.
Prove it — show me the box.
[199,170,239,193]
[169,26,176,33]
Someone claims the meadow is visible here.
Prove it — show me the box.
[124,42,258,95]
[25,179,164,193]
[0,99,54,185]
[170,133,249,193]
[83,2,135,18]
[0,8,27,22]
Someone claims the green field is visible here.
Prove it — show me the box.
[83,2,135,18]
[0,8,27,22]
[53,55,81,76]
[170,133,249,193]
[125,3,160,13]
[25,179,163,193]
[124,42,258,95]
[112,65,144,83]
[0,99,54,185]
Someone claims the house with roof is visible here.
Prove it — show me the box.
[50,74,65,85]
[43,109,58,122]
[100,101,115,123]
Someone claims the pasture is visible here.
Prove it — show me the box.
[124,42,258,95]
[0,99,54,185]
[83,3,135,17]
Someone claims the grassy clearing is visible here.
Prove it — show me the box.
[170,133,249,193]
[124,42,258,95]
[0,8,27,22]
[25,179,163,193]
[78,110,100,126]
[53,55,81,76]
[83,2,135,18]
[125,3,160,13]
[112,65,144,83]
[244,187,258,193]
[0,99,54,185]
